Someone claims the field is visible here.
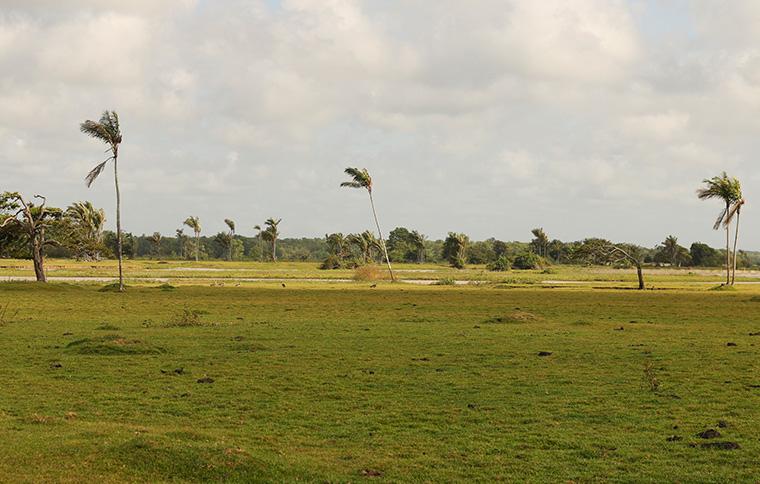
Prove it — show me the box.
[1,261,760,481]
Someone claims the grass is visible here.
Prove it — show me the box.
[1,277,760,480]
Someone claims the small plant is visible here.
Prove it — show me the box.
[435,277,457,286]
[643,361,660,392]
[353,264,384,281]
[0,303,19,326]
[166,308,203,327]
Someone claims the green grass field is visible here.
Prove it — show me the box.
[1,264,760,481]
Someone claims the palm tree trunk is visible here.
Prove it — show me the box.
[368,191,395,281]
[725,201,731,285]
[195,232,200,262]
[732,209,741,285]
[272,238,277,262]
[114,156,124,292]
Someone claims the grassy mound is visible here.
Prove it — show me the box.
[65,334,164,355]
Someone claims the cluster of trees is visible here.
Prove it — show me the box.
[0,108,753,291]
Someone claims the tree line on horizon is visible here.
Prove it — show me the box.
[0,110,753,287]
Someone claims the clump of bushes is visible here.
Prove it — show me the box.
[487,255,512,272]
[512,252,543,270]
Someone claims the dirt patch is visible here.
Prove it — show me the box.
[697,429,721,439]
[484,311,540,324]
[690,441,740,450]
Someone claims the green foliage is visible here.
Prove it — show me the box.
[486,255,512,272]
[512,252,542,270]
[442,232,469,269]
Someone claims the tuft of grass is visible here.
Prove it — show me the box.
[155,283,176,291]
[99,282,127,292]
[65,334,165,355]
[95,323,121,331]
[434,277,457,286]
[353,265,385,281]
[642,361,660,392]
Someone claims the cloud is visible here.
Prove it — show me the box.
[1,1,760,246]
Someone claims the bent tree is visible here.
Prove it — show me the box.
[184,216,202,261]
[697,172,741,285]
[81,110,125,291]
[341,167,395,281]
[0,192,62,282]
[224,219,236,261]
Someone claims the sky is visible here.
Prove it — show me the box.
[2,0,760,248]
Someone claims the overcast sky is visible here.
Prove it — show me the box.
[2,0,760,247]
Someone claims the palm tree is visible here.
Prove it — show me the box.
[340,167,395,281]
[224,218,236,261]
[255,218,281,262]
[176,228,186,259]
[410,230,426,263]
[148,232,162,259]
[697,172,741,285]
[80,110,125,291]
[662,235,679,266]
[725,197,746,285]
[530,228,549,257]
[183,216,201,262]
[66,201,106,260]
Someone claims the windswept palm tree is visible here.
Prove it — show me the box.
[224,218,236,261]
[697,172,741,285]
[66,201,105,260]
[255,218,281,262]
[183,216,201,262]
[148,232,162,259]
[80,110,125,291]
[176,228,186,259]
[340,167,395,281]
[662,235,679,266]
[725,196,746,285]
[410,230,426,263]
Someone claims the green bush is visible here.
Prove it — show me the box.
[512,252,542,270]
[487,255,512,272]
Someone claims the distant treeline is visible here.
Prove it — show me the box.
[17,227,759,269]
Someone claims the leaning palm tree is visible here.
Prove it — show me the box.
[410,230,427,263]
[255,218,281,262]
[697,172,741,285]
[224,218,236,261]
[80,110,125,291]
[340,167,395,281]
[725,197,746,285]
[183,216,201,262]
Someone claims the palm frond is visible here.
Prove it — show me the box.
[85,161,109,187]
[713,206,728,230]
[724,199,745,227]
[80,121,112,144]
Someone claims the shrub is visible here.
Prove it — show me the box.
[487,255,512,272]
[319,255,342,270]
[512,252,542,270]
[353,264,384,281]
[435,277,457,286]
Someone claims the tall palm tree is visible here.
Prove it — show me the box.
[725,197,746,285]
[255,218,281,262]
[80,110,125,291]
[340,167,395,281]
[224,218,236,261]
[183,216,201,262]
[697,172,741,285]
[176,228,186,259]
